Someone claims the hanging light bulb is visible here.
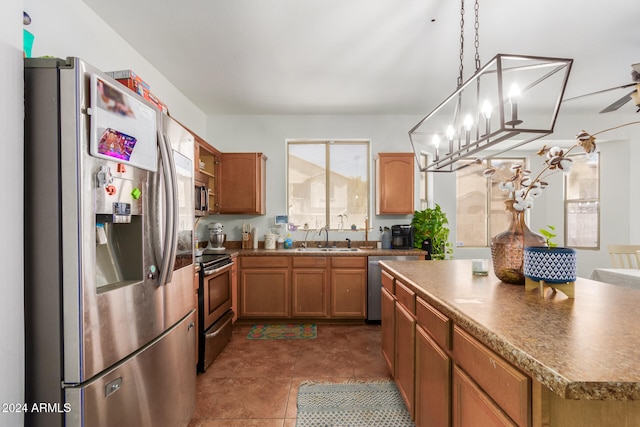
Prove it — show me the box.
[481,100,492,137]
[463,115,473,146]
[506,83,523,126]
[431,134,441,161]
[446,125,455,154]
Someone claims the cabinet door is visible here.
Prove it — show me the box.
[219,153,266,214]
[381,287,395,376]
[395,302,416,418]
[452,365,517,427]
[330,269,366,318]
[416,324,451,427]
[376,153,415,215]
[292,269,327,317]
[240,268,289,317]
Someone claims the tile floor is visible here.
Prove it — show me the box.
[187,323,391,427]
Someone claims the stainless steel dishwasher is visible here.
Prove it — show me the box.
[367,255,420,322]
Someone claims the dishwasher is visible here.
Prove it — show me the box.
[367,255,420,322]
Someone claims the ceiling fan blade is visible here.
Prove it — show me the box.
[564,83,636,102]
[599,90,636,113]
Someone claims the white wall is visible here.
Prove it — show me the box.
[200,114,423,246]
[1,2,24,426]
[23,0,207,135]
[204,112,640,278]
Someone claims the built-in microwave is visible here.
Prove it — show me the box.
[195,181,209,216]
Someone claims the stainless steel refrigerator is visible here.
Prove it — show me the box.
[24,57,196,427]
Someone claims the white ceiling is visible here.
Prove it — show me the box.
[81,0,640,116]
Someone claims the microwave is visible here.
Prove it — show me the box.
[195,182,209,216]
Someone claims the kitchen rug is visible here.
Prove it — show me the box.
[247,323,317,339]
[296,380,414,427]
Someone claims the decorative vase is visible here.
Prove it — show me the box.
[524,246,577,284]
[491,200,545,285]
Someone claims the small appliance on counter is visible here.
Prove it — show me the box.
[391,224,414,249]
[208,222,225,250]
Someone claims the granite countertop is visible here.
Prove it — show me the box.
[231,247,426,257]
[379,259,640,401]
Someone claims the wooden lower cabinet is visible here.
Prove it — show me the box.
[382,266,530,427]
[239,255,366,320]
[381,287,395,376]
[416,324,451,427]
[292,268,327,317]
[453,365,517,427]
[330,268,366,318]
[240,268,290,317]
[395,302,416,418]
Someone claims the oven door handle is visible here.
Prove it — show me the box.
[203,261,234,276]
[205,315,233,338]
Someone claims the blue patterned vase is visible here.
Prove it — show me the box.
[523,246,577,284]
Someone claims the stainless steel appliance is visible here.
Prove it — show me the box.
[24,57,196,427]
[195,180,209,216]
[197,253,234,372]
[367,255,420,321]
[208,222,225,250]
[391,224,415,249]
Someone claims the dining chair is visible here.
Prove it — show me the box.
[607,245,640,268]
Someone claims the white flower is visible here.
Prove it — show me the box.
[529,187,543,198]
[513,199,533,211]
[559,158,573,173]
[498,181,514,192]
[547,146,563,158]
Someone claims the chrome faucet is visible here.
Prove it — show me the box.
[318,225,330,248]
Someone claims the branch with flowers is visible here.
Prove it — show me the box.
[481,129,602,211]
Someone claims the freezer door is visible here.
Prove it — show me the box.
[65,311,196,427]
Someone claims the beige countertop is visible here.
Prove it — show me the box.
[379,259,640,401]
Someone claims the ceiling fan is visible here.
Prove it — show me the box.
[564,63,640,113]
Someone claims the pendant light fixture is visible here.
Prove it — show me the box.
[409,0,573,172]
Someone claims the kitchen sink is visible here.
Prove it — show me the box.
[295,247,361,252]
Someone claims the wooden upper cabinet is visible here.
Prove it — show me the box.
[219,153,267,215]
[376,153,415,215]
[194,136,221,214]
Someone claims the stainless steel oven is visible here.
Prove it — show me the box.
[197,254,234,373]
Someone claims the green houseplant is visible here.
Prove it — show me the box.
[411,204,453,260]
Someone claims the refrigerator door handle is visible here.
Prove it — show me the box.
[157,130,175,286]
[164,133,179,283]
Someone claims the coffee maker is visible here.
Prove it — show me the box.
[208,222,225,250]
[391,225,414,249]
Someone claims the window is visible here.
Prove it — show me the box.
[565,152,600,249]
[287,140,370,230]
[456,158,527,247]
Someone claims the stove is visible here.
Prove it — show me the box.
[199,253,233,274]
[197,252,234,373]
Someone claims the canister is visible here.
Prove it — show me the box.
[265,233,276,250]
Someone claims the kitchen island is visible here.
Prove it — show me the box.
[380,259,640,427]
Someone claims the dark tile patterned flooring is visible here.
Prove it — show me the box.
[187,323,391,427]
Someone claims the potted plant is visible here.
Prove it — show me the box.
[411,204,453,260]
[523,225,577,284]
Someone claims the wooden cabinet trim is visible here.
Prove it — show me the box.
[396,280,416,314]
[330,256,367,268]
[381,269,395,294]
[292,256,328,268]
[453,326,530,427]
[417,296,452,351]
[240,256,290,268]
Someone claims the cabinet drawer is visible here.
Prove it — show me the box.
[417,297,452,350]
[292,256,328,268]
[381,269,395,294]
[331,256,366,268]
[240,256,289,268]
[453,326,530,427]
[395,280,415,314]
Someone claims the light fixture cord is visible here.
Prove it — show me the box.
[458,0,465,88]
[474,0,480,72]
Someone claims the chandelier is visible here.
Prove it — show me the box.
[409,1,573,172]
